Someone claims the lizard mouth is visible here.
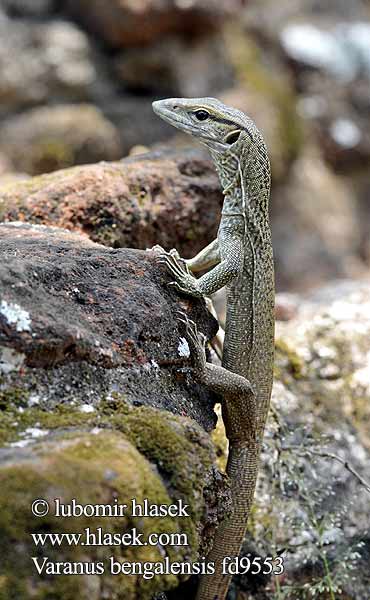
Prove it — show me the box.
[152,101,193,134]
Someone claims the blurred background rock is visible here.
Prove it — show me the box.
[0,0,369,293]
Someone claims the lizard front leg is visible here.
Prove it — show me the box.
[151,238,220,275]
[158,234,243,298]
[186,238,220,272]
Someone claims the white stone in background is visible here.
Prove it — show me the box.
[339,23,370,77]
[280,24,352,79]
[281,22,370,82]
[330,119,362,148]
[297,95,328,119]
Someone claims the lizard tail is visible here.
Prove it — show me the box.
[196,442,259,600]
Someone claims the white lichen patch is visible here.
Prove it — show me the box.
[24,427,49,438]
[10,439,32,448]
[178,337,190,358]
[28,394,40,407]
[0,346,26,373]
[0,300,31,332]
[79,404,95,413]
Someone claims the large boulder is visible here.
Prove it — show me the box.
[0,149,223,259]
[0,222,218,426]
[0,222,229,599]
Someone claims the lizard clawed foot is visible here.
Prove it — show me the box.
[176,311,207,373]
[157,251,203,298]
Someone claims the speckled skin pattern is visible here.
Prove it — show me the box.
[152,98,275,600]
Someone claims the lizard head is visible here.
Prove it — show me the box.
[152,97,259,155]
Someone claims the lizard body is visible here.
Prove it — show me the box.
[152,97,275,600]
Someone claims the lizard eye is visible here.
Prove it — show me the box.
[194,110,210,121]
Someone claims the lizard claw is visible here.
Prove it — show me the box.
[154,247,203,298]
[176,311,207,357]
[149,244,167,254]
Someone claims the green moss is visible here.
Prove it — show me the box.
[275,337,304,380]
[0,430,187,599]
[31,139,75,175]
[0,386,29,411]
[108,404,213,549]
[0,379,215,598]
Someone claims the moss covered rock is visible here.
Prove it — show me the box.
[0,425,213,599]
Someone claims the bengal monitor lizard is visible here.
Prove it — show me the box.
[152,97,275,600]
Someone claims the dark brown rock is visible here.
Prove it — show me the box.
[0,104,123,175]
[66,0,243,48]
[0,148,223,259]
[0,222,218,429]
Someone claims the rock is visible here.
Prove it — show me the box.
[271,148,365,290]
[1,145,366,294]
[0,18,97,113]
[66,0,243,48]
[0,104,123,175]
[0,222,219,428]
[280,22,370,82]
[231,280,370,599]
[0,152,12,175]
[0,221,230,598]
[1,0,57,16]
[0,422,224,599]
[245,0,370,43]
[0,148,223,258]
